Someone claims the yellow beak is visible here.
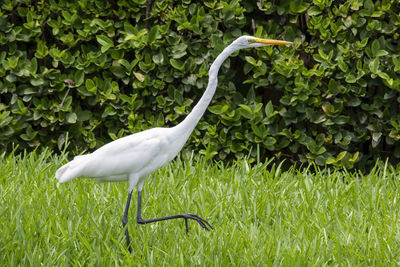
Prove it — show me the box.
[251,38,294,45]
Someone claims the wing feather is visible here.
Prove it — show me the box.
[56,127,170,183]
[82,136,162,179]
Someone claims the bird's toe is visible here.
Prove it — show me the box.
[184,213,213,231]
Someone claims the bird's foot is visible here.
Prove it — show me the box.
[137,213,213,233]
[182,213,214,233]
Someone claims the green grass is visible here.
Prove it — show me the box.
[1,149,400,266]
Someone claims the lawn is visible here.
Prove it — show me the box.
[1,149,400,265]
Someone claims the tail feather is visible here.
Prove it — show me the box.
[56,154,90,183]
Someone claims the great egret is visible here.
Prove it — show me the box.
[56,35,293,253]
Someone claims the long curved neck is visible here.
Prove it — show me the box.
[172,43,239,141]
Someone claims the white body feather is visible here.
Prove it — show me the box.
[56,127,185,191]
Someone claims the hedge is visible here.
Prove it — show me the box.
[0,0,399,169]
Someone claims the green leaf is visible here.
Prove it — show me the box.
[393,57,400,72]
[263,137,276,148]
[96,35,114,52]
[245,56,257,66]
[85,79,96,92]
[265,101,274,116]
[96,35,113,47]
[347,98,361,107]
[111,66,126,78]
[375,50,388,57]
[170,59,186,71]
[290,0,309,13]
[239,104,253,114]
[6,74,16,83]
[156,95,166,106]
[326,157,337,164]
[133,72,145,82]
[132,0,146,4]
[246,88,256,102]
[345,74,357,83]
[251,123,265,138]
[377,71,393,85]
[209,104,228,115]
[337,57,348,72]
[76,109,92,121]
[153,52,164,65]
[306,140,318,153]
[369,58,379,73]
[307,6,322,16]
[371,39,380,55]
[337,151,347,161]
[35,41,48,58]
[238,104,254,119]
[350,152,359,163]
[57,134,66,151]
[66,112,77,124]
[102,106,116,118]
[333,115,349,125]
[30,78,44,86]
[74,70,84,86]
[29,57,37,74]
[148,25,159,43]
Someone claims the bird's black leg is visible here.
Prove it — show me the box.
[136,190,213,233]
[122,191,133,253]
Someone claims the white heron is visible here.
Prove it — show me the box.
[56,35,293,252]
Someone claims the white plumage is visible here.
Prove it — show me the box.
[56,35,293,252]
[57,127,179,191]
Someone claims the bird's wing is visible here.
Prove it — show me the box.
[73,154,88,160]
[93,129,158,156]
[83,134,163,178]
[57,128,169,182]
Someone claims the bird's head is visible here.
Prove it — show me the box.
[232,35,293,49]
